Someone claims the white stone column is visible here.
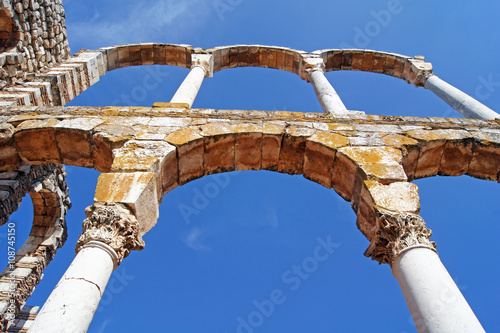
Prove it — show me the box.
[393,246,485,333]
[28,242,117,333]
[365,212,485,333]
[28,203,145,333]
[304,57,348,116]
[170,53,213,108]
[425,74,500,120]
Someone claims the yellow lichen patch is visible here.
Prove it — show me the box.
[152,102,189,108]
[327,123,354,132]
[233,123,262,134]
[95,172,159,234]
[340,146,403,165]
[308,131,350,151]
[166,127,203,146]
[262,123,285,135]
[382,134,419,148]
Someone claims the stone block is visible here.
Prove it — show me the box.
[117,46,131,68]
[304,140,335,188]
[112,140,177,200]
[167,128,204,184]
[278,127,314,175]
[365,180,420,213]
[234,124,262,171]
[92,136,114,173]
[303,132,349,188]
[331,151,358,201]
[105,47,119,71]
[141,44,155,65]
[439,139,474,176]
[93,124,135,149]
[14,119,61,164]
[54,129,93,168]
[201,123,235,175]
[129,45,141,66]
[94,172,159,234]
[362,52,374,72]
[153,44,167,65]
[351,51,364,70]
[262,123,284,171]
[467,143,500,181]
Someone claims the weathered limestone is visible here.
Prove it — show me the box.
[29,203,144,333]
[0,164,69,331]
[425,75,500,120]
[170,53,213,108]
[0,28,497,332]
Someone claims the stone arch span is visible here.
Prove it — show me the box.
[2,106,498,259]
[101,44,429,86]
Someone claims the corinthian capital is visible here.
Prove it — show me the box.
[191,53,214,77]
[364,210,436,265]
[76,203,145,265]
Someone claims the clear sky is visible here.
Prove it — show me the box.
[2,1,500,332]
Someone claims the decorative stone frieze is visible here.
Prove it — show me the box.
[76,203,145,266]
[364,210,436,265]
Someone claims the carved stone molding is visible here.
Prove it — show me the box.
[191,53,214,77]
[76,203,145,265]
[303,57,326,81]
[364,210,437,265]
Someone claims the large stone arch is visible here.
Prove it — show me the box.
[0,106,496,259]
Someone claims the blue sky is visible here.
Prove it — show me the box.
[2,1,500,332]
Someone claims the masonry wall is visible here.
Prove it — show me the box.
[0,0,70,87]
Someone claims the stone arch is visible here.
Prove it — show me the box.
[383,129,500,182]
[10,118,118,173]
[314,49,431,87]
[0,164,69,331]
[104,43,194,72]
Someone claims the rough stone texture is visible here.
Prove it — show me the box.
[0,0,70,87]
[0,11,496,327]
[0,164,69,331]
[364,210,436,265]
[76,203,145,265]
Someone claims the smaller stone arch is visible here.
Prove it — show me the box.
[0,164,70,331]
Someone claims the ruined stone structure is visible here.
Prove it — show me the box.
[0,0,497,332]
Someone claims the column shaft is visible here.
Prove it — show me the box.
[28,242,116,333]
[425,75,500,120]
[170,66,206,108]
[309,69,348,115]
[393,247,485,333]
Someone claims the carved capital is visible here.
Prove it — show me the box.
[364,210,436,265]
[408,57,433,87]
[191,53,214,77]
[76,203,145,265]
[303,57,325,81]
